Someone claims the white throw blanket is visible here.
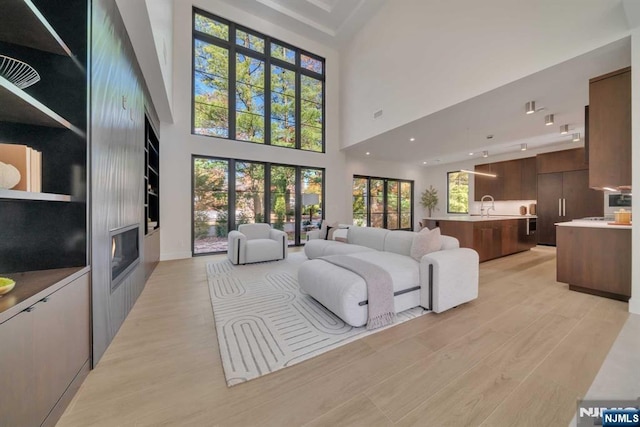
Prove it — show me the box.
[319,255,396,329]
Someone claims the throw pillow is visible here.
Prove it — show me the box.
[325,226,334,240]
[319,221,339,240]
[410,227,442,261]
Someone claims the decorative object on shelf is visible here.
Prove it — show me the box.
[0,55,41,89]
[529,203,537,215]
[0,160,21,189]
[0,277,16,296]
[519,205,527,215]
[0,143,41,191]
[420,185,439,217]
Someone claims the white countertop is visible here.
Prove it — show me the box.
[556,220,632,230]
[426,215,537,222]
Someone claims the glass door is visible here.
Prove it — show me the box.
[193,158,229,254]
[270,165,297,245]
[301,168,323,243]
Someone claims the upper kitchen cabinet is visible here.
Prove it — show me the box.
[474,157,536,201]
[588,67,631,190]
[536,147,588,174]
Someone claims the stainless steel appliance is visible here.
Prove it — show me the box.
[607,193,632,209]
[526,217,536,235]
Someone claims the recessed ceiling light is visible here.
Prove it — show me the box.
[521,143,527,151]
[409,137,415,142]
[468,152,474,156]
[365,152,370,156]
[572,133,581,142]
[525,101,536,114]
[545,114,554,126]
[423,161,427,165]
[560,124,569,135]
[482,151,489,158]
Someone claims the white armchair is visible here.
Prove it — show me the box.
[227,223,288,265]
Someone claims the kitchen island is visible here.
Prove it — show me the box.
[556,220,631,301]
[423,216,537,262]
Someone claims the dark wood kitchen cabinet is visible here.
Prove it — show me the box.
[520,157,537,200]
[536,147,589,174]
[473,221,503,262]
[475,163,503,200]
[537,170,603,245]
[427,219,535,262]
[557,226,630,301]
[474,157,536,201]
[501,219,519,255]
[588,67,631,189]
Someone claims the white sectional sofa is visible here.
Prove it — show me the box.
[298,226,479,327]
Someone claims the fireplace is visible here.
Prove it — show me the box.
[110,224,140,292]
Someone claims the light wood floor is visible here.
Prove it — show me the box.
[57,247,629,427]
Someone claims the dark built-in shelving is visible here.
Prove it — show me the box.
[0,0,73,56]
[0,0,88,276]
[0,77,72,128]
[145,115,160,235]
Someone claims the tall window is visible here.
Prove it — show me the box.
[447,171,469,213]
[193,9,325,152]
[352,176,413,230]
[193,156,324,254]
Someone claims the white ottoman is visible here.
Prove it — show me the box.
[298,251,422,327]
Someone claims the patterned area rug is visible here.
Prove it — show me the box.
[207,252,428,386]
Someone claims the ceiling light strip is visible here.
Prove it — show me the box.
[460,169,497,178]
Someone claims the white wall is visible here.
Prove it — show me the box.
[115,0,174,122]
[145,0,174,115]
[630,28,640,315]
[341,0,630,148]
[160,0,346,260]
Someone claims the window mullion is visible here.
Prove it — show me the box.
[265,163,272,225]
[295,167,302,245]
[229,24,237,141]
[229,159,236,233]
[265,40,272,145]
[295,50,301,150]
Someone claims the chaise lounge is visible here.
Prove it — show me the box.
[298,226,479,327]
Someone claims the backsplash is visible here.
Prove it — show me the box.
[468,200,537,216]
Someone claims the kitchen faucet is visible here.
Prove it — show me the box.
[480,195,495,218]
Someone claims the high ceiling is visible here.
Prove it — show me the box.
[344,37,631,167]
[214,0,387,44]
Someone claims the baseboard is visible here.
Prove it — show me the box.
[629,297,640,314]
[569,285,630,302]
[160,251,192,261]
